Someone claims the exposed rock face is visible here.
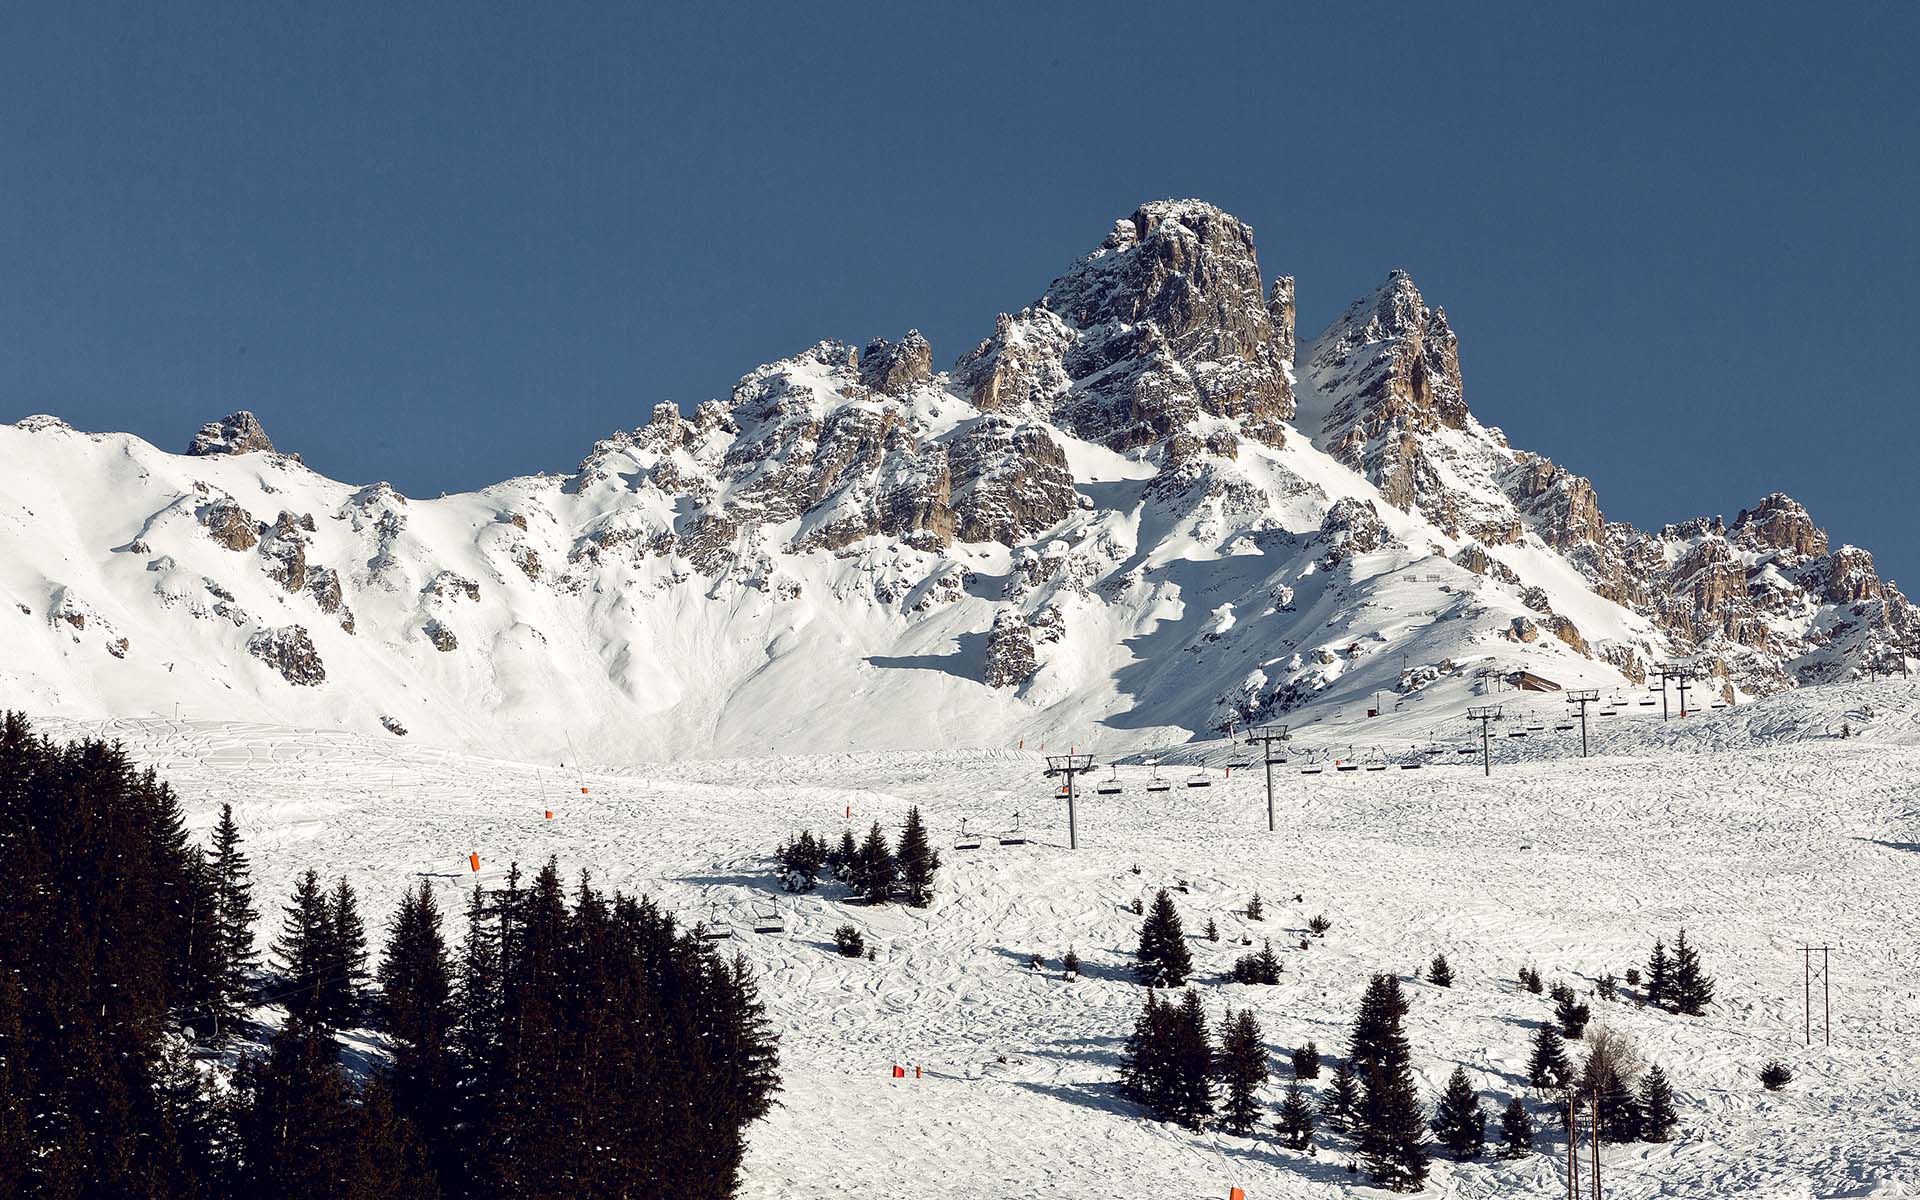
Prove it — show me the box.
[858,331,933,396]
[199,498,259,551]
[1305,271,1473,529]
[983,609,1037,688]
[1317,497,1384,566]
[1732,493,1827,559]
[188,411,276,457]
[1267,276,1296,363]
[948,418,1076,544]
[955,200,1294,450]
[247,625,324,685]
[1507,454,1606,549]
[424,620,457,652]
[259,511,309,592]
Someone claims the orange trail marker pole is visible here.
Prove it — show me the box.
[1230,1188,1246,1200]
[544,810,553,820]
[468,853,480,873]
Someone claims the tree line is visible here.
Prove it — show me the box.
[775,807,938,906]
[0,712,780,1199]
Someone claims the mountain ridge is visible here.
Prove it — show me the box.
[3,199,1913,760]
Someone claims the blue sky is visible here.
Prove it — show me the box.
[3,4,1916,580]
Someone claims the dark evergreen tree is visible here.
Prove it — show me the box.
[1645,938,1671,1010]
[1551,984,1591,1039]
[829,827,858,882]
[895,807,940,907]
[1527,1023,1570,1089]
[857,822,897,905]
[0,969,29,1200]
[1670,929,1714,1016]
[1120,988,1171,1113]
[1498,1097,1534,1158]
[1214,1007,1267,1135]
[1275,1080,1315,1150]
[1639,1065,1678,1142]
[1133,889,1192,987]
[1292,1040,1321,1080]
[207,802,259,1034]
[1205,917,1219,942]
[1594,1064,1644,1143]
[153,1034,234,1197]
[325,877,370,1027]
[1348,974,1428,1191]
[776,831,826,893]
[1430,1066,1486,1160]
[1231,939,1282,985]
[274,869,334,1029]
[1758,1060,1792,1090]
[377,881,456,1181]
[1518,964,1543,994]
[1245,891,1263,921]
[1320,1059,1361,1133]
[1347,973,1411,1075]
[1167,989,1216,1129]
[1427,953,1453,987]
[1062,946,1080,977]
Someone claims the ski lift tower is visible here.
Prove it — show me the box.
[1566,689,1600,758]
[1666,660,1698,717]
[1466,705,1503,777]
[1044,753,1095,850]
[1244,725,1291,833]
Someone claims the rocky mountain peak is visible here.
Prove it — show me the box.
[859,330,933,396]
[954,199,1293,452]
[1731,492,1827,559]
[187,410,276,457]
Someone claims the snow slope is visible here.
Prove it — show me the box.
[34,677,1920,1198]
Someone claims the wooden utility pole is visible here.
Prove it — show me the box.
[1567,689,1600,757]
[1043,754,1094,850]
[1245,725,1290,833]
[1467,705,1502,777]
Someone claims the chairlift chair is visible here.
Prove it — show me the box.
[1554,723,1575,732]
[699,907,733,941]
[1095,765,1122,796]
[998,812,1027,846]
[748,901,784,935]
[1336,762,1359,772]
[953,820,983,851]
[1185,772,1212,789]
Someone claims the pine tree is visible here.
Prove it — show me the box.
[1167,989,1216,1129]
[1349,974,1428,1191]
[1231,939,1281,985]
[0,970,29,1200]
[1348,973,1411,1075]
[1499,1097,1534,1157]
[1430,1066,1486,1160]
[1292,1040,1321,1080]
[1427,953,1453,987]
[274,869,334,1029]
[1214,1008,1267,1135]
[1527,1023,1570,1089]
[1134,888,1192,987]
[1120,989,1169,1110]
[857,822,897,905]
[1552,984,1591,1039]
[1358,1059,1429,1191]
[1062,947,1080,977]
[207,802,259,1033]
[895,807,940,907]
[1646,938,1671,1010]
[1276,1079,1315,1150]
[1320,1059,1361,1134]
[1638,1064,1678,1142]
[377,881,456,1180]
[1205,917,1219,942]
[1245,891,1264,921]
[1595,1064,1644,1143]
[229,1020,361,1200]
[325,877,370,1027]
[1670,929,1714,1016]
[829,828,858,883]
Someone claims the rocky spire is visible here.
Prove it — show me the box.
[188,410,276,457]
[1268,276,1296,363]
[859,330,934,396]
[954,199,1295,450]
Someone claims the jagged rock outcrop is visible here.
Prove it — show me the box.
[949,418,1076,544]
[859,331,933,396]
[984,609,1037,688]
[258,511,309,592]
[956,200,1294,450]
[198,498,259,551]
[188,411,276,457]
[246,625,324,685]
[1267,276,1295,363]
[1317,497,1384,567]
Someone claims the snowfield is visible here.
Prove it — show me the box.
[30,678,1920,1198]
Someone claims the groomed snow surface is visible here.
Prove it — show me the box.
[39,678,1920,1198]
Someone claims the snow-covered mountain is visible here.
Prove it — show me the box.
[3,200,1913,761]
